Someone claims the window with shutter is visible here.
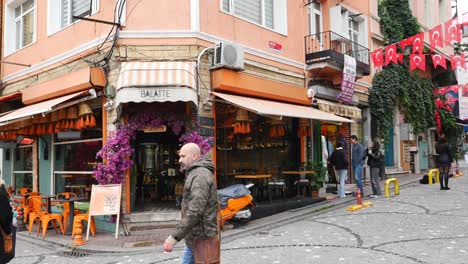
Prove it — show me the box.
[264,0,274,29]
[61,0,92,26]
[233,0,262,25]
[221,0,283,32]
[222,0,230,12]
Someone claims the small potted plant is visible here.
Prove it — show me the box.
[305,160,326,197]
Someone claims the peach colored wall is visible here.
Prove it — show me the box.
[199,0,308,64]
[2,0,191,78]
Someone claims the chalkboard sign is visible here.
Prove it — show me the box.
[87,184,122,240]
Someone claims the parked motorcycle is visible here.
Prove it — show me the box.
[218,184,255,225]
[176,184,255,225]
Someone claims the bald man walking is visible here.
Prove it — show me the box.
[163,143,219,264]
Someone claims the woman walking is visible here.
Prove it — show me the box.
[367,138,384,198]
[329,142,348,198]
[436,135,452,190]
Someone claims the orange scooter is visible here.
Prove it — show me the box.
[218,184,255,225]
[176,184,255,226]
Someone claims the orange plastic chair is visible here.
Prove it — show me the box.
[27,196,48,235]
[28,196,64,238]
[55,192,79,232]
[21,192,40,223]
[72,212,96,238]
[17,187,32,195]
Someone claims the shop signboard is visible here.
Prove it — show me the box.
[87,184,122,240]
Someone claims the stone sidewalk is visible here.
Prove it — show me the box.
[10,164,467,263]
[15,168,426,253]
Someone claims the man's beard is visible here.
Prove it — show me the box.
[179,163,186,172]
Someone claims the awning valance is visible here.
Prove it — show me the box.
[115,61,198,106]
[316,99,362,119]
[213,92,353,123]
[22,67,105,105]
[0,90,95,126]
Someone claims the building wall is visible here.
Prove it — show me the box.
[2,0,308,84]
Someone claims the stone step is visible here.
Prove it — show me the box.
[385,167,410,175]
[127,221,177,236]
[124,211,181,223]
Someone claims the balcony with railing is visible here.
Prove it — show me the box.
[305,31,370,77]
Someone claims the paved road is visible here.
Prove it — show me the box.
[9,169,468,264]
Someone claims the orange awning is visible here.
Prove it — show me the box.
[0,90,95,125]
[213,92,353,123]
[0,92,21,103]
[22,67,105,105]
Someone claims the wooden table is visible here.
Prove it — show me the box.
[281,171,315,197]
[282,171,315,175]
[54,197,88,235]
[234,174,272,179]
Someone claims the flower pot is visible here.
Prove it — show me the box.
[311,190,320,198]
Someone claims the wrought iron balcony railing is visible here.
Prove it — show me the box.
[305,31,370,75]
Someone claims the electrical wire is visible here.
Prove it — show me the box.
[89,0,126,68]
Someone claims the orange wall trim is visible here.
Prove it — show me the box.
[212,69,309,105]
[22,67,106,105]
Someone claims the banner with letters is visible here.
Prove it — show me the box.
[337,55,356,104]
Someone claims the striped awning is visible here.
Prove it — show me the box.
[115,61,198,106]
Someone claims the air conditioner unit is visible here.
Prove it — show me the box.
[211,41,244,71]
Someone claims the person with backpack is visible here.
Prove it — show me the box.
[328,142,349,198]
[367,138,384,198]
[435,134,452,190]
[350,135,365,196]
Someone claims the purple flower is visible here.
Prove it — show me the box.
[94,112,191,184]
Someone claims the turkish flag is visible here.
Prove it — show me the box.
[437,86,448,95]
[429,25,444,51]
[398,37,412,50]
[431,54,447,69]
[410,54,426,71]
[412,33,424,54]
[450,54,466,70]
[385,44,397,65]
[371,49,383,68]
[397,53,404,64]
[410,54,427,71]
[445,18,462,44]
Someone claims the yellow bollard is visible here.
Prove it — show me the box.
[427,169,440,185]
[384,178,399,198]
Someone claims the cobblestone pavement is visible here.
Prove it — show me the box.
[9,168,468,264]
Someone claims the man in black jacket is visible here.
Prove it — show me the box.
[329,142,349,198]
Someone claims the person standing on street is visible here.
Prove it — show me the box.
[435,134,452,190]
[350,135,365,196]
[163,143,219,264]
[367,138,384,198]
[0,179,14,264]
[329,142,349,198]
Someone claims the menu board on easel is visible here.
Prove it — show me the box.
[87,184,122,240]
